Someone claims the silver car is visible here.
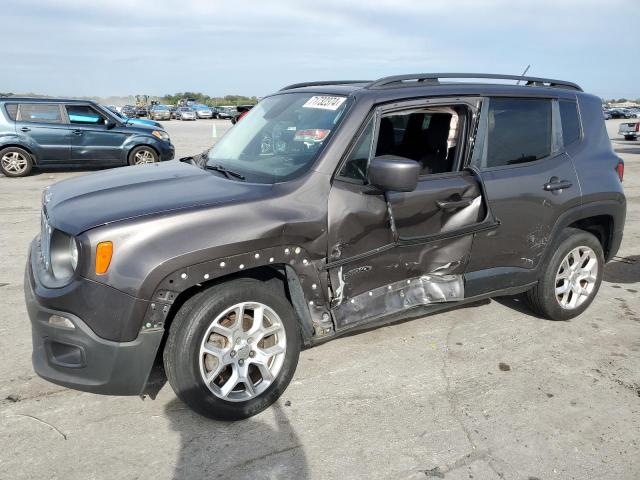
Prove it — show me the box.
[149,105,172,121]
[175,107,197,121]
[193,105,213,119]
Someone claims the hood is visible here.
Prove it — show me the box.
[44,160,272,235]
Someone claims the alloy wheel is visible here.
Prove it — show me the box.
[1,151,28,174]
[555,246,598,309]
[199,302,287,402]
[133,149,155,164]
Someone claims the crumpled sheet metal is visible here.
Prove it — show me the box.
[334,273,464,327]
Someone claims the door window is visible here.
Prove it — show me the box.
[339,106,465,182]
[65,105,108,125]
[473,98,552,168]
[18,103,63,124]
[338,118,374,181]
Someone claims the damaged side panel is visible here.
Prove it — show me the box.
[333,273,464,328]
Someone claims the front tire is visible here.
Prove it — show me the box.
[164,278,301,420]
[0,146,33,177]
[128,146,158,165]
[525,228,604,320]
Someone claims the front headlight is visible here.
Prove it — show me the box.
[50,231,79,281]
[69,236,78,270]
[152,130,170,141]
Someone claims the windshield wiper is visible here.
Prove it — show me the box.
[205,164,246,180]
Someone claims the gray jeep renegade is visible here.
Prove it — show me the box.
[25,73,626,420]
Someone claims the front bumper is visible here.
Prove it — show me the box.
[25,245,163,395]
[158,142,175,161]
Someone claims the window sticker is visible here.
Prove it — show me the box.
[302,96,347,111]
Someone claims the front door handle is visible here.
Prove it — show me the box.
[437,198,474,211]
[20,127,30,132]
[72,129,83,136]
[543,178,573,192]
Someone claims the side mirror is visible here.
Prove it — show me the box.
[367,155,420,192]
[105,119,117,129]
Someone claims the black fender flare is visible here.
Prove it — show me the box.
[140,244,331,345]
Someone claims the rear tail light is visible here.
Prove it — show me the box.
[636,123,639,132]
[616,159,624,182]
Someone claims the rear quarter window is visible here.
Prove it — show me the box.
[4,103,18,121]
[559,100,581,146]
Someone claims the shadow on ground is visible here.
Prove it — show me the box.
[604,255,640,284]
[165,398,308,480]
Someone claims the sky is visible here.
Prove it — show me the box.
[1,0,639,99]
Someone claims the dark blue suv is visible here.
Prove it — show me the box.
[0,98,175,177]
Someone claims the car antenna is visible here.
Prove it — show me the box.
[516,64,531,85]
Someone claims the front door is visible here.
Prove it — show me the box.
[14,103,70,163]
[64,104,129,165]
[464,97,582,294]
[326,98,494,329]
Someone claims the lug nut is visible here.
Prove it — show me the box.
[239,359,244,365]
[247,337,253,343]
[249,351,255,358]
[230,351,236,357]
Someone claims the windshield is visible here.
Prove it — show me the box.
[193,105,210,110]
[206,93,349,183]
[154,105,169,110]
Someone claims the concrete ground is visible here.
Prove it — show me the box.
[0,118,638,480]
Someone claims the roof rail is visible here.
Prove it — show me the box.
[366,73,582,92]
[279,80,371,91]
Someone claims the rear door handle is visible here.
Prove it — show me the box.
[20,127,30,132]
[72,129,83,136]
[543,179,573,191]
[437,198,474,211]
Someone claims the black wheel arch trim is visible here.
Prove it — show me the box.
[141,245,328,345]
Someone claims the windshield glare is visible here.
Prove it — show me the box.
[206,93,349,183]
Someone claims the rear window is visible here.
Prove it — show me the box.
[18,103,63,124]
[480,98,552,168]
[559,100,581,146]
[4,103,18,121]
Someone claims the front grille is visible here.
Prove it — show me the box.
[40,210,52,270]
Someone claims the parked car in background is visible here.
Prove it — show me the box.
[121,105,138,117]
[609,108,632,119]
[603,110,612,120]
[216,107,234,120]
[105,106,164,129]
[175,107,197,121]
[618,121,639,140]
[192,104,213,119]
[24,73,625,421]
[149,105,172,121]
[135,106,148,117]
[628,108,640,118]
[0,98,174,177]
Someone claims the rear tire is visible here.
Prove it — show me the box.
[0,146,33,177]
[525,228,603,320]
[164,278,301,420]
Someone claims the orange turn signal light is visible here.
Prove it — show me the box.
[95,241,113,275]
